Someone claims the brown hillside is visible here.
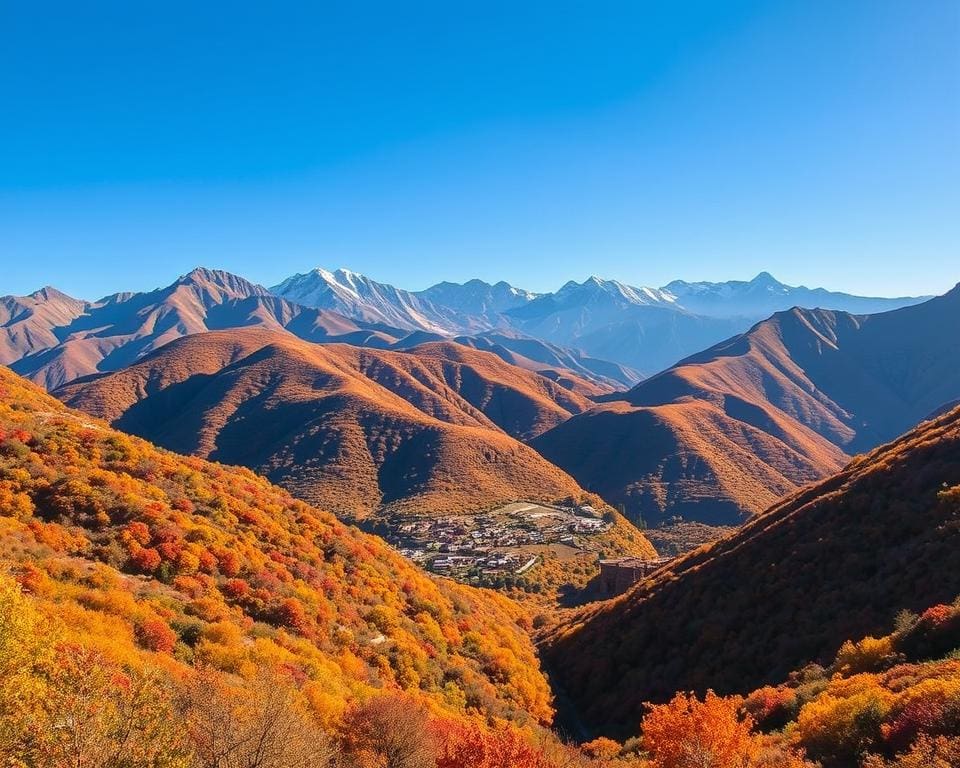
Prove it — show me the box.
[542,405,960,737]
[532,399,844,525]
[533,286,960,524]
[56,329,591,518]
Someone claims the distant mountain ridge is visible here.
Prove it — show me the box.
[272,268,470,334]
[272,268,930,375]
[665,271,928,318]
[1,267,628,390]
[1,266,933,391]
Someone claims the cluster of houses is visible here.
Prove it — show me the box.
[387,502,613,579]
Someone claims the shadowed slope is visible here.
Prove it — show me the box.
[533,287,960,524]
[56,330,592,518]
[542,405,960,737]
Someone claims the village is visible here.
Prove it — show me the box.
[379,501,614,583]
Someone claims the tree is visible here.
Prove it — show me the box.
[35,644,189,768]
[642,690,759,768]
[179,666,335,768]
[340,693,435,768]
[0,573,54,762]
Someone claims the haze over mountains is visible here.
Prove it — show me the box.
[0,268,633,390]
[534,284,960,525]
[542,402,960,736]
[2,266,927,394]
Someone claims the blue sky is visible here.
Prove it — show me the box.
[1,1,957,299]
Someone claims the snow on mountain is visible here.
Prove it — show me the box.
[271,268,466,334]
[268,267,931,377]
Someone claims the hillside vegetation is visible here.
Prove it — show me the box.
[0,365,554,728]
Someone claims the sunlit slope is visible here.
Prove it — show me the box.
[57,329,593,518]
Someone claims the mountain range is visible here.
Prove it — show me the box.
[273,268,929,375]
[2,266,948,530]
[0,268,635,390]
[533,284,960,525]
[2,267,928,394]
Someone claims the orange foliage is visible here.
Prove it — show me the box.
[642,691,759,768]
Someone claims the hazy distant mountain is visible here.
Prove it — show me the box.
[57,329,594,518]
[417,279,539,320]
[5,266,930,391]
[269,267,930,376]
[533,285,960,525]
[663,271,930,318]
[452,331,643,391]
[504,276,744,375]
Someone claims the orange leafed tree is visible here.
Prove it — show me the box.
[642,691,759,768]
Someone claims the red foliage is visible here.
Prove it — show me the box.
[130,547,162,574]
[223,578,250,599]
[919,605,954,629]
[125,521,151,546]
[275,597,311,635]
[434,719,548,768]
[136,617,177,653]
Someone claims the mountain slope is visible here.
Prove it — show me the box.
[56,330,593,518]
[0,364,555,726]
[532,399,845,525]
[0,286,89,365]
[543,404,960,737]
[533,286,960,524]
[450,331,641,393]
[417,279,538,322]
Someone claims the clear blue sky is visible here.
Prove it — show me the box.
[1,1,957,299]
